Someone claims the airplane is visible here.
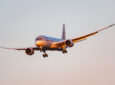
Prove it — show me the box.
[1,24,115,58]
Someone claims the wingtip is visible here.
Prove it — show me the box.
[109,24,115,27]
[0,46,4,48]
[0,46,5,49]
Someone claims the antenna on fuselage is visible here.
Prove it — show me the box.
[62,24,66,40]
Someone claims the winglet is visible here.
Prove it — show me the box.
[0,46,11,49]
[62,24,66,40]
[108,24,115,27]
[98,24,115,31]
[0,46,19,50]
[0,46,5,49]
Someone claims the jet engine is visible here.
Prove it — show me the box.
[25,48,34,55]
[65,39,74,47]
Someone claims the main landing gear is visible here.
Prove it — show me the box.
[39,47,48,58]
[43,53,48,58]
[62,49,67,54]
[42,50,48,58]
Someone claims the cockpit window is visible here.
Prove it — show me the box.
[36,37,43,41]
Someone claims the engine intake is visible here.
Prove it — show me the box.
[25,48,34,55]
[65,39,74,47]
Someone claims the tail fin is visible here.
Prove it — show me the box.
[62,24,66,40]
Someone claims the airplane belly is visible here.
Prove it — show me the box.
[36,41,63,51]
[50,43,62,50]
[50,43,57,48]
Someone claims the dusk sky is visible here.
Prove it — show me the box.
[0,0,115,85]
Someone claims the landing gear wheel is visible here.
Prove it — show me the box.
[62,50,67,53]
[43,53,48,58]
[45,54,48,57]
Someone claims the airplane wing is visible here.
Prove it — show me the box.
[72,24,115,43]
[54,24,115,46]
[1,46,39,50]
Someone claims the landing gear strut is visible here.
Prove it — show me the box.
[42,50,48,58]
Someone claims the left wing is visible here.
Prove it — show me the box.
[54,24,115,47]
[72,24,115,43]
[1,46,39,50]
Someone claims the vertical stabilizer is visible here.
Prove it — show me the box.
[62,24,66,40]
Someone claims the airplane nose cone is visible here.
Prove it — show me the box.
[36,41,41,46]
[36,40,46,46]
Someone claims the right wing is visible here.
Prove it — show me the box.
[1,46,40,50]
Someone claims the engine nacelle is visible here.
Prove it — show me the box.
[25,48,34,55]
[65,39,74,47]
